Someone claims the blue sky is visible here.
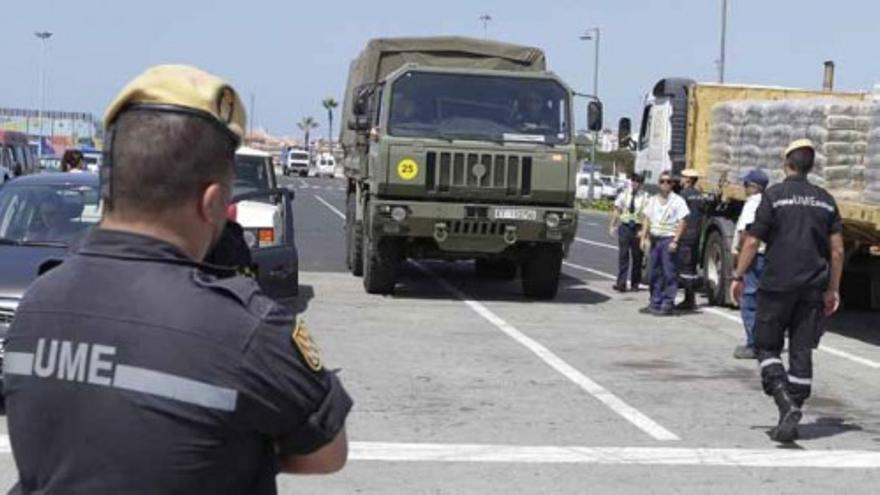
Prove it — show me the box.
[2,0,878,138]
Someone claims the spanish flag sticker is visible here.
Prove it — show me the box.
[292,319,322,372]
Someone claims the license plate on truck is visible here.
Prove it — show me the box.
[493,208,537,221]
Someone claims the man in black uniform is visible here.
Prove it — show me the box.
[731,139,845,443]
[675,169,705,310]
[3,65,352,493]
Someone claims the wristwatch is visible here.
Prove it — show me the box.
[732,275,744,282]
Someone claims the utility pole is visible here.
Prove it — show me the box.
[718,0,728,83]
[580,27,601,203]
[35,31,53,165]
[479,14,492,39]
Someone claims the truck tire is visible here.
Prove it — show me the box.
[363,236,401,295]
[521,244,562,299]
[703,230,732,306]
[346,194,364,276]
[475,259,517,280]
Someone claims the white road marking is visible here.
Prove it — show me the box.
[349,441,880,469]
[296,178,309,188]
[415,263,680,442]
[575,237,617,250]
[563,261,616,281]
[564,254,880,370]
[315,195,345,219]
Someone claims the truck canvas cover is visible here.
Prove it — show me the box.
[341,36,547,148]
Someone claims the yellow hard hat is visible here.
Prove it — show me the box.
[784,138,815,157]
[104,64,246,145]
[680,169,701,179]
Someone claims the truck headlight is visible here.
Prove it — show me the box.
[545,213,561,229]
[391,206,408,223]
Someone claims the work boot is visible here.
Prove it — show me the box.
[675,292,696,311]
[769,387,802,443]
[733,345,757,360]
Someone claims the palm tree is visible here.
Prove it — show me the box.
[322,97,339,144]
[297,116,319,148]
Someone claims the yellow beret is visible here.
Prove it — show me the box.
[784,138,815,157]
[680,169,701,178]
[104,64,246,144]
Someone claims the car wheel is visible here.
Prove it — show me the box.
[363,235,401,295]
[347,194,364,277]
[703,230,732,306]
[521,244,562,299]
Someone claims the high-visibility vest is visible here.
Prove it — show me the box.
[648,194,685,237]
[619,190,648,224]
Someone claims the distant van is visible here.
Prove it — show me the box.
[313,153,336,178]
[0,131,37,184]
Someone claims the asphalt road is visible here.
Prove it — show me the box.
[1,175,878,494]
[279,175,880,494]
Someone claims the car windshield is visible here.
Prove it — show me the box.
[234,155,271,195]
[0,183,102,246]
[388,71,570,145]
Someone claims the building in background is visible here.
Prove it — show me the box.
[0,108,101,159]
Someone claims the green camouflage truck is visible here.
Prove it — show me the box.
[340,36,602,298]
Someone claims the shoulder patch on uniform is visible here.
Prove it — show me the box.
[292,318,322,372]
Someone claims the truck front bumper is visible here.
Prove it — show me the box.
[366,199,577,254]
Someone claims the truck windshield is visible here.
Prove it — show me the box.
[388,71,570,145]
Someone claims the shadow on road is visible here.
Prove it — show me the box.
[390,261,612,305]
[822,310,880,348]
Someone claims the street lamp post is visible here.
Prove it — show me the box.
[580,27,601,203]
[34,31,53,165]
[479,14,492,39]
[718,0,728,83]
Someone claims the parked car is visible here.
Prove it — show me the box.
[575,173,616,200]
[1,130,38,184]
[234,146,299,297]
[283,148,310,177]
[313,152,336,178]
[0,172,103,407]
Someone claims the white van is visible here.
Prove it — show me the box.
[313,153,336,178]
[284,149,310,177]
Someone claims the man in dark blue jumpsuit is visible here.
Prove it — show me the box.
[732,139,845,443]
[3,65,352,494]
[675,170,706,310]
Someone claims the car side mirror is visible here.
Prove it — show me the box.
[348,115,371,132]
[587,101,603,132]
[618,117,632,145]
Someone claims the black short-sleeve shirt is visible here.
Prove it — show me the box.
[747,175,843,292]
[3,229,352,494]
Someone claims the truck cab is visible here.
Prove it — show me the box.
[634,78,694,185]
[342,37,602,298]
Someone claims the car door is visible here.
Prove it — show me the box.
[231,188,298,300]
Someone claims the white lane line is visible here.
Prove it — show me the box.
[414,262,679,442]
[350,441,880,469]
[315,195,345,219]
[296,178,309,188]
[563,261,616,281]
[563,256,880,370]
[575,237,617,250]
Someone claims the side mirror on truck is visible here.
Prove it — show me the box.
[618,117,634,150]
[587,101,603,132]
[348,115,371,132]
[352,83,378,116]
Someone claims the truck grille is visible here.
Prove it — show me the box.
[425,151,532,196]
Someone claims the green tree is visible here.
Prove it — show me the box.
[297,116,319,148]
[321,97,339,144]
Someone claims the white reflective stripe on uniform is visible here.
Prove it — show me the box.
[759,358,784,369]
[2,350,238,412]
[788,375,812,386]
[3,352,35,376]
[113,365,238,412]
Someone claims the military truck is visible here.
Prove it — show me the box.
[633,77,880,309]
[340,37,602,297]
